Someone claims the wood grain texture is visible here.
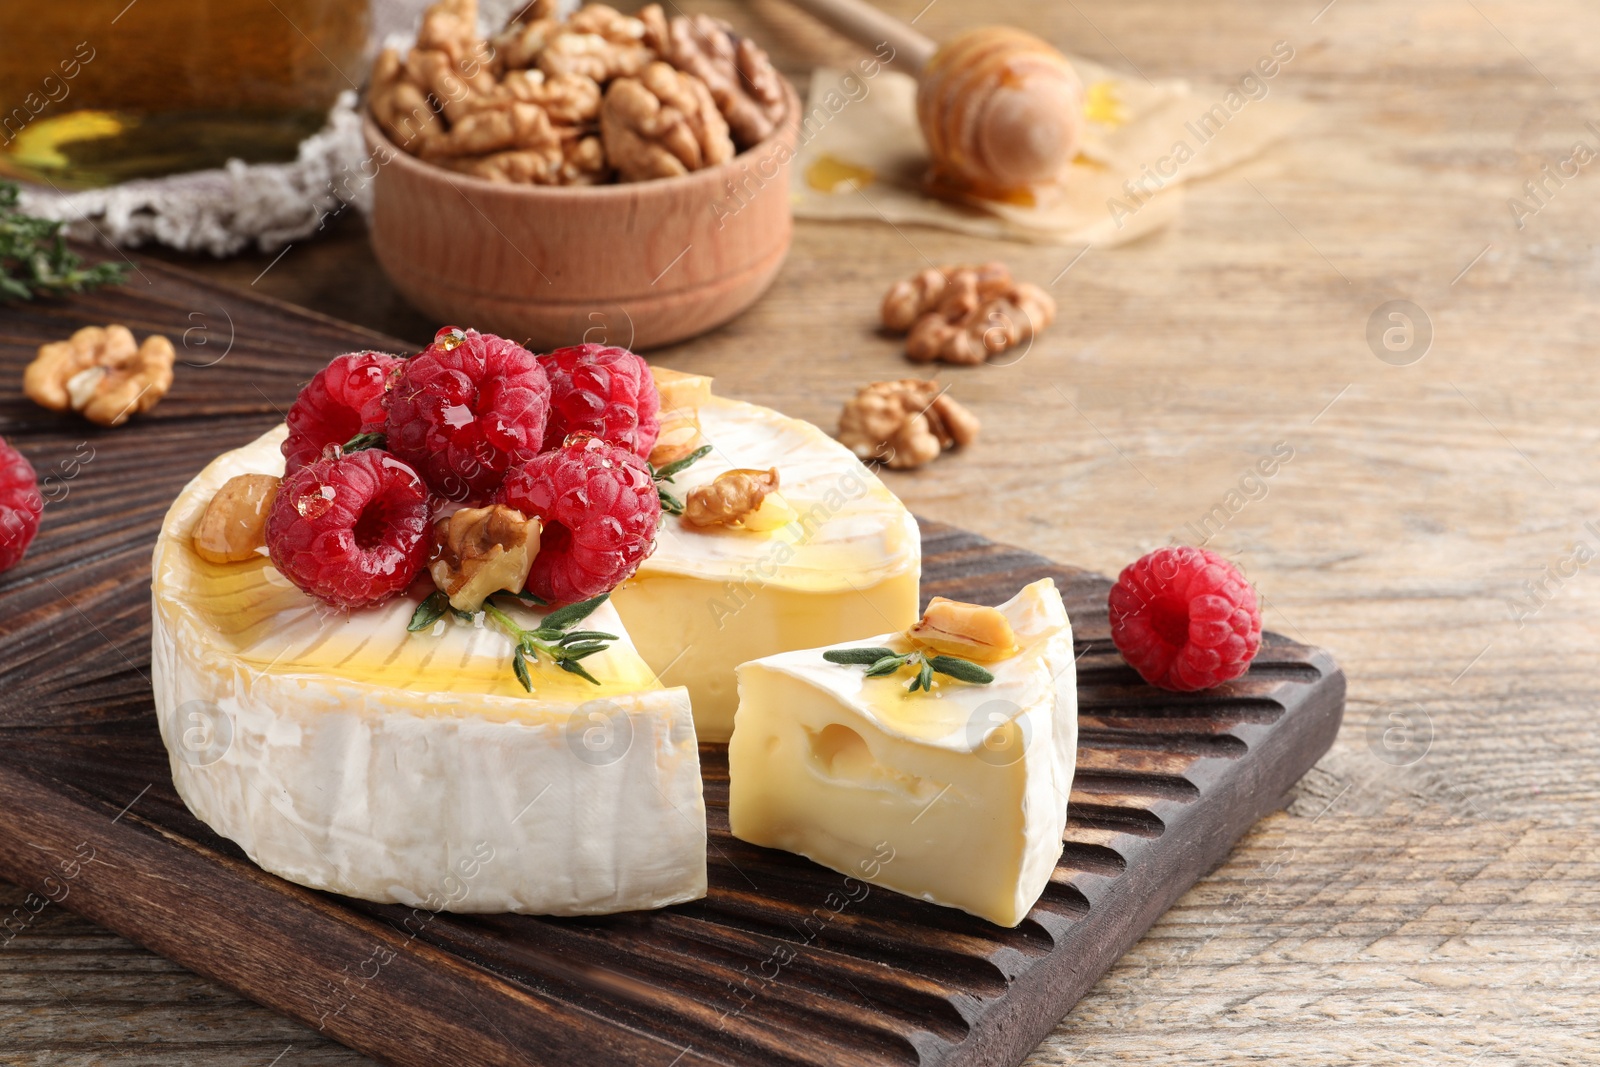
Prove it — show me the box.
[0,254,1340,1066]
[6,0,1599,1061]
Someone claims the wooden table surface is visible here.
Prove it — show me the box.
[6,0,1599,1063]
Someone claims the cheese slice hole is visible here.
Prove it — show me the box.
[809,722,872,778]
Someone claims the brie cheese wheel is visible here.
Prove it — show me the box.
[727,579,1076,928]
[151,426,707,916]
[612,372,922,742]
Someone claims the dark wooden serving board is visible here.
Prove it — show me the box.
[0,260,1344,1067]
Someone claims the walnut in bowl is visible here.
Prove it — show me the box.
[363,0,799,350]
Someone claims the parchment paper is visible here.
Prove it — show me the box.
[790,57,1307,246]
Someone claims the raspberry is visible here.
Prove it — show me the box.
[538,343,660,460]
[1108,546,1262,691]
[386,327,550,502]
[265,449,432,609]
[496,433,660,605]
[282,351,404,474]
[0,437,43,574]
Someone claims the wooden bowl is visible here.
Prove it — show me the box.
[363,82,800,351]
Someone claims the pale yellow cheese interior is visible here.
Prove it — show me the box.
[614,370,923,740]
[614,569,919,739]
[727,579,1077,927]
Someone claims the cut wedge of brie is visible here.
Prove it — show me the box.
[613,371,922,742]
[151,426,707,916]
[727,579,1077,928]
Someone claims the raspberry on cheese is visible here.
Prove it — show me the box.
[538,343,661,459]
[386,327,551,502]
[152,426,707,916]
[281,351,403,474]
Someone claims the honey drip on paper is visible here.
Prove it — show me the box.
[1084,81,1127,128]
[805,154,876,194]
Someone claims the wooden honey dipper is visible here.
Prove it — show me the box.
[785,0,1085,197]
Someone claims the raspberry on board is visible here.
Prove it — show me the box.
[1108,545,1262,692]
[538,343,661,460]
[282,351,404,474]
[265,449,433,609]
[496,433,661,605]
[0,437,43,574]
[386,327,551,502]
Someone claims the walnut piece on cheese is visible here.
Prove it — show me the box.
[727,578,1077,927]
[429,505,542,612]
[191,474,279,564]
[681,467,778,528]
[907,596,1018,662]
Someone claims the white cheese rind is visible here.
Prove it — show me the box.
[152,427,707,916]
[727,579,1076,927]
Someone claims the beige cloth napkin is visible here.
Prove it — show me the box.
[790,57,1306,246]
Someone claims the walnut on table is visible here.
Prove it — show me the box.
[881,262,1057,365]
[602,61,734,182]
[24,324,176,427]
[837,379,980,471]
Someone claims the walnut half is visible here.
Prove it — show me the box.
[682,468,795,530]
[881,263,1057,365]
[837,379,980,471]
[601,61,734,182]
[645,7,787,149]
[25,324,176,427]
[429,505,542,612]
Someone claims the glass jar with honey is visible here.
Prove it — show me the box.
[0,0,369,189]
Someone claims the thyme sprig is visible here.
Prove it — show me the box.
[822,646,995,693]
[341,431,388,453]
[406,590,472,631]
[406,590,616,690]
[651,444,712,516]
[0,181,128,301]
